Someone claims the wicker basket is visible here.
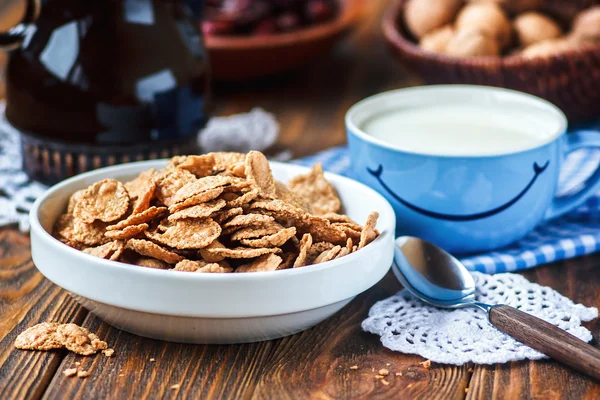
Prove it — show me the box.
[382,0,600,122]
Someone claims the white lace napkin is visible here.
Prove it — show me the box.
[0,106,281,232]
[362,272,598,365]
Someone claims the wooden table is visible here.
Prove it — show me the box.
[2,3,600,399]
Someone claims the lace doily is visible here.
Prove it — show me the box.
[199,107,278,154]
[362,272,598,365]
[0,106,281,232]
[0,117,46,232]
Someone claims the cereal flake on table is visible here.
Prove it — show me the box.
[51,151,380,273]
[16,322,110,358]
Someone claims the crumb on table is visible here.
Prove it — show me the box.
[77,370,91,378]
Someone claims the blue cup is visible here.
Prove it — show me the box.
[346,85,600,254]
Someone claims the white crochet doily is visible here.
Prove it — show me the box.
[362,272,598,365]
[0,106,282,232]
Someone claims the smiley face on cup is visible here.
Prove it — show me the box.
[346,85,600,254]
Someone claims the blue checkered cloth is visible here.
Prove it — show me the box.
[294,126,600,274]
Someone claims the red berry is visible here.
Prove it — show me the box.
[202,20,235,35]
[253,18,278,35]
[305,0,336,23]
[276,12,300,32]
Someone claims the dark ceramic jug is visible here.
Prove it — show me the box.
[1,0,209,184]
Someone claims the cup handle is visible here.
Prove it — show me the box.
[0,0,41,51]
[545,132,600,220]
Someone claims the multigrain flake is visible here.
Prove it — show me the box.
[359,212,379,249]
[313,245,342,264]
[132,180,157,213]
[296,214,347,244]
[126,239,183,264]
[250,199,347,244]
[321,212,356,224]
[307,241,335,263]
[202,246,282,259]
[173,259,232,273]
[77,370,91,378]
[57,323,108,356]
[135,257,171,270]
[225,188,259,208]
[107,206,166,231]
[277,252,296,270]
[146,219,221,249]
[83,240,125,261]
[175,154,216,177]
[105,223,149,240]
[230,222,283,241]
[73,219,111,246]
[287,163,341,215]
[197,263,233,273]
[333,223,362,242]
[212,207,244,224]
[198,240,227,262]
[168,199,226,221]
[245,151,277,196]
[67,189,86,214]
[125,168,156,200]
[170,175,235,205]
[293,233,313,268]
[168,187,225,213]
[274,181,312,212]
[223,213,274,229]
[236,253,282,272]
[239,227,297,248]
[74,179,130,223]
[14,322,62,351]
[155,168,197,206]
[54,214,76,241]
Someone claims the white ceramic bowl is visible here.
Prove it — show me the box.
[30,160,395,344]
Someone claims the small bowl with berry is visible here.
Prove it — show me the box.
[203,0,362,80]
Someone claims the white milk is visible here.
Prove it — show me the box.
[362,104,560,156]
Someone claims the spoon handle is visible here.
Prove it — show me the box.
[489,305,600,380]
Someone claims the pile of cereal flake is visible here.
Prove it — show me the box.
[53,151,379,273]
[15,322,112,356]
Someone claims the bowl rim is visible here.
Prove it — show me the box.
[345,84,568,158]
[30,159,396,283]
[204,0,363,50]
[382,0,600,67]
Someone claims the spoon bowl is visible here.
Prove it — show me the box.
[393,236,478,307]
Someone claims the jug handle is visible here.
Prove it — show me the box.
[0,0,41,50]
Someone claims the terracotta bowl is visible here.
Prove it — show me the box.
[205,0,362,81]
[382,0,600,122]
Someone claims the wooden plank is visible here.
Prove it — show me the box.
[467,254,600,399]
[250,272,471,399]
[41,313,276,400]
[0,228,87,400]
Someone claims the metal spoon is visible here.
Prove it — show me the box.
[393,236,600,380]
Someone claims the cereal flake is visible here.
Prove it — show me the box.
[74,179,130,223]
[235,253,282,272]
[126,239,183,264]
[287,163,341,215]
